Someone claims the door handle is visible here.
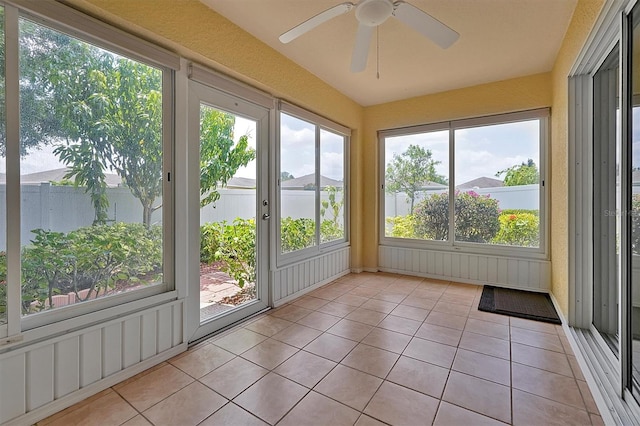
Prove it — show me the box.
[262,213,270,220]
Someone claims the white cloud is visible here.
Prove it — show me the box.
[321,151,344,180]
[280,121,315,179]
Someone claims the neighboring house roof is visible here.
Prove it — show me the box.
[633,170,640,183]
[419,181,447,189]
[457,177,504,189]
[281,173,343,189]
[226,177,256,189]
[19,168,122,187]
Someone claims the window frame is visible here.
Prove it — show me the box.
[1,0,177,337]
[379,108,549,260]
[276,101,350,267]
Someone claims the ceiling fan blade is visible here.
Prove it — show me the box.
[279,2,355,43]
[351,23,374,72]
[393,1,459,49]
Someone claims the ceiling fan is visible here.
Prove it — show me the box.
[279,0,459,73]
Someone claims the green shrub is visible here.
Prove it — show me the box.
[201,221,223,263]
[413,191,500,243]
[499,209,539,217]
[200,215,344,289]
[386,215,416,238]
[212,218,256,289]
[633,195,640,255]
[281,217,316,253]
[21,223,162,312]
[320,220,344,243]
[0,252,5,321]
[414,192,449,240]
[493,212,539,247]
[455,191,500,243]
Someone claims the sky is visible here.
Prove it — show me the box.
[279,113,344,181]
[385,119,540,185]
[4,115,261,177]
[9,116,536,185]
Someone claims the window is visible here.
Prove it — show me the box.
[381,109,547,255]
[592,45,619,355]
[0,4,5,326]
[17,18,168,318]
[320,129,345,243]
[278,104,349,263]
[454,120,541,247]
[0,3,175,332]
[384,127,449,240]
[280,112,317,253]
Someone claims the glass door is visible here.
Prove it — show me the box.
[631,3,640,398]
[187,81,270,342]
[593,45,620,355]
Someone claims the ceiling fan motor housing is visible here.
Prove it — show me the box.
[356,0,394,26]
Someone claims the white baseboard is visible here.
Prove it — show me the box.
[6,343,187,426]
[273,270,350,307]
[377,266,547,293]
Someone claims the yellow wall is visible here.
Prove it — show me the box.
[549,0,605,316]
[360,73,553,269]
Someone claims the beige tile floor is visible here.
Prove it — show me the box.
[39,272,603,426]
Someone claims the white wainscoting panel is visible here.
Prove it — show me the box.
[379,246,550,291]
[0,300,184,425]
[272,247,350,305]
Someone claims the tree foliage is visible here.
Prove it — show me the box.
[320,185,344,242]
[19,21,164,226]
[200,109,255,207]
[496,158,539,186]
[52,55,163,226]
[0,12,71,157]
[281,171,295,181]
[385,144,446,214]
[18,20,255,226]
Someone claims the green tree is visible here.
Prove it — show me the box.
[19,21,162,226]
[281,171,295,181]
[0,12,70,157]
[18,21,255,225]
[385,144,446,214]
[496,159,539,186]
[199,108,256,207]
[50,54,163,226]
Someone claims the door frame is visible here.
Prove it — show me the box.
[185,80,271,343]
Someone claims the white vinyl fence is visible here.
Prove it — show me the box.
[2,182,539,251]
[0,183,345,251]
[385,184,540,217]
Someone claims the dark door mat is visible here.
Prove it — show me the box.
[478,285,561,324]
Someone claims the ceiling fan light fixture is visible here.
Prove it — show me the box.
[278,0,459,72]
[355,0,394,26]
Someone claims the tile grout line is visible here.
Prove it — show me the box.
[509,315,514,425]
[62,276,595,426]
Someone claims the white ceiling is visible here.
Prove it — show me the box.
[201,0,578,106]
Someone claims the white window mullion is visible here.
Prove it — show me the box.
[5,4,21,339]
[315,125,321,249]
[448,124,455,246]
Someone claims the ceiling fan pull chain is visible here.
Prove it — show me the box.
[377,25,380,79]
